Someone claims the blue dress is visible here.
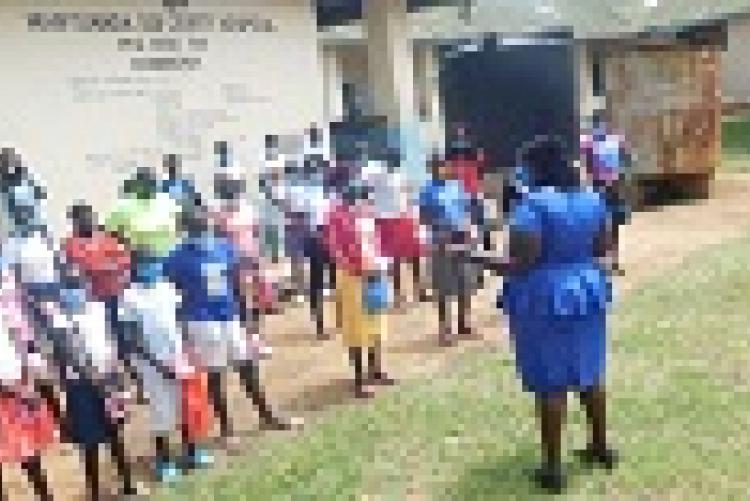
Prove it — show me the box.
[503,188,612,394]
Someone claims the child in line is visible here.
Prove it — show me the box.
[581,115,631,275]
[62,201,191,483]
[164,206,251,442]
[444,125,493,252]
[324,184,394,399]
[62,201,132,411]
[419,158,482,346]
[105,167,182,396]
[1,177,68,377]
[119,260,203,481]
[56,283,137,499]
[209,168,291,431]
[0,263,57,501]
[362,160,425,308]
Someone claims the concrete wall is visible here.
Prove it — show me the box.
[723,19,750,108]
[334,44,372,115]
[0,0,325,232]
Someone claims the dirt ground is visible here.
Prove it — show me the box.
[4,173,750,500]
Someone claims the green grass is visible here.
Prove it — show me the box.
[723,117,750,153]
[158,236,750,499]
[722,117,750,172]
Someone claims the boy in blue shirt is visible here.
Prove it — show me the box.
[164,205,239,446]
[164,204,288,449]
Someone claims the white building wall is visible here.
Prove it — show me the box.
[0,0,325,231]
[723,19,750,108]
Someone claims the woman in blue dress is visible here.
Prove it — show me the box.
[477,137,618,492]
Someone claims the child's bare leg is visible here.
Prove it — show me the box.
[414,258,428,302]
[237,360,289,430]
[457,292,474,337]
[367,345,394,386]
[83,446,100,501]
[155,435,170,466]
[348,347,373,399]
[437,296,453,346]
[207,371,232,438]
[393,259,405,306]
[106,419,135,495]
[21,456,52,501]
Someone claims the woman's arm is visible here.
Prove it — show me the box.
[594,219,614,260]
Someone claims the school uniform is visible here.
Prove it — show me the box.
[445,153,492,250]
[3,231,70,368]
[0,269,57,465]
[418,179,482,301]
[119,279,189,435]
[364,162,425,262]
[1,173,49,238]
[63,230,132,362]
[3,231,59,291]
[164,235,249,371]
[324,202,390,349]
[282,177,335,306]
[59,296,118,450]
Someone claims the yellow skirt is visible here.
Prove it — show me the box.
[336,269,386,348]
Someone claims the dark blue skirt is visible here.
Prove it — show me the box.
[64,376,110,449]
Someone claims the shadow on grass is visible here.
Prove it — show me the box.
[446,445,613,499]
[284,377,355,413]
[444,447,547,499]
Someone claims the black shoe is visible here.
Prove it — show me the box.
[367,371,396,386]
[532,464,567,494]
[574,445,619,471]
[261,414,293,431]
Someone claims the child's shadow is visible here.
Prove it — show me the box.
[284,378,355,414]
[446,447,584,500]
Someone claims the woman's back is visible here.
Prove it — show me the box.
[521,188,605,266]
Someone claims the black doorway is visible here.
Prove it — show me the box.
[439,34,580,174]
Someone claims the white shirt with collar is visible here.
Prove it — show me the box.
[3,232,58,286]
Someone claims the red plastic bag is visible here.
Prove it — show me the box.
[180,371,211,442]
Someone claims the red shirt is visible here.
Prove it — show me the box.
[323,203,361,276]
[63,231,132,301]
[324,202,385,276]
[446,154,484,196]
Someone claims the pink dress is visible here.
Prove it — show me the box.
[0,268,57,464]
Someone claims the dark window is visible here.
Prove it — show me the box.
[163,0,188,8]
[316,0,363,27]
